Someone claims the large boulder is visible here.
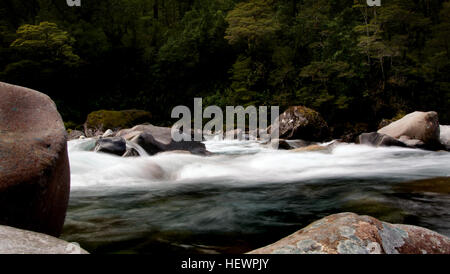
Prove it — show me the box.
[0,82,70,237]
[249,213,450,254]
[358,132,407,148]
[0,225,88,254]
[271,106,329,141]
[440,125,450,150]
[84,109,152,134]
[117,124,209,156]
[94,137,127,156]
[378,111,440,146]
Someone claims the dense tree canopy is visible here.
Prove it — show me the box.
[0,0,449,135]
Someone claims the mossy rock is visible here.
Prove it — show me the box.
[276,106,330,141]
[85,109,152,131]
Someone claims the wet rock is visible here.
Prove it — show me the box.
[117,124,209,156]
[271,106,330,141]
[94,137,127,156]
[0,82,70,237]
[122,147,140,157]
[102,129,115,138]
[378,111,440,146]
[0,225,88,254]
[358,132,407,148]
[249,212,450,254]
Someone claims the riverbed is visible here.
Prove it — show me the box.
[61,139,450,254]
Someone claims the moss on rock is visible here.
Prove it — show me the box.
[85,109,152,131]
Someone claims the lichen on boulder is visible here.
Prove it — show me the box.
[84,109,152,133]
[271,106,329,142]
[249,212,450,254]
[0,225,88,254]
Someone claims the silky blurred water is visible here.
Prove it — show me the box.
[61,139,450,254]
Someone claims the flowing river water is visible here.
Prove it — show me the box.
[61,139,450,254]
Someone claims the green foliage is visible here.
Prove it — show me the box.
[225,0,280,49]
[0,0,448,130]
[11,22,80,65]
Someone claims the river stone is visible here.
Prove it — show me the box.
[102,129,115,138]
[358,132,407,148]
[0,82,70,237]
[271,106,330,141]
[117,124,209,155]
[94,137,127,156]
[378,111,440,145]
[0,225,88,254]
[248,212,450,254]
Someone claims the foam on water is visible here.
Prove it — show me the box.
[68,139,450,190]
[63,139,450,253]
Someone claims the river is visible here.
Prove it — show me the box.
[61,139,450,254]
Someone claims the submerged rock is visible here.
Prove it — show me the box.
[394,177,450,195]
[0,82,70,237]
[271,106,329,141]
[0,225,88,254]
[378,111,440,146]
[358,132,407,148]
[117,124,209,156]
[249,212,450,254]
[94,137,127,156]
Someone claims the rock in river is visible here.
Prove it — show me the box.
[0,225,88,254]
[358,132,407,148]
[249,212,450,254]
[94,137,127,156]
[0,82,70,237]
[271,106,330,142]
[378,111,440,146]
[117,124,209,155]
